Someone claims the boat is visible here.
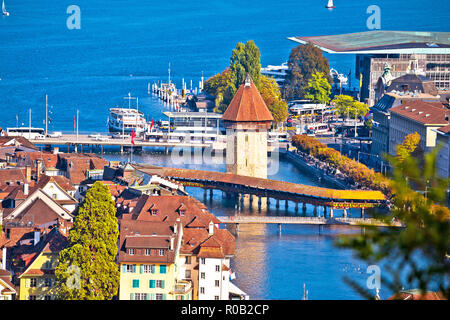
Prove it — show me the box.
[2,0,10,16]
[260,62,289,86]
[107,108,147,135]
[326,0,335,9]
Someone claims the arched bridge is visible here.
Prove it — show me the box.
[133,165,387,209]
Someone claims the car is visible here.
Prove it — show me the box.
[88,133,102,139]
[111,133,129,139]
[34,134,46,140]
[95,135,109,141]
[47,131,62,138]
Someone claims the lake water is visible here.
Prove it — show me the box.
[1,0,448,299]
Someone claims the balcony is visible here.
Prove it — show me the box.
[172,280,192,294]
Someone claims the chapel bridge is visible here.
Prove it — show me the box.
[134,165,387,211]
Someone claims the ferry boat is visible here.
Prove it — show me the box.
[260,62,289,86]
[107,108,147,135]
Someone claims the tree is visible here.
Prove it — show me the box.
[55,182,120,300]
[229,40,261,96]
[259,75,289,125]
[396,132,421,163]
[336,147,450,299]
[283,43,330,100]
[332,95,369,120]
[304,72,331,105]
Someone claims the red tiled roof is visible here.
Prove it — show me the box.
[222,76,274,123]
[388,291,446,300]
[0,168,27,186]
[438,124,450,134]
[390,100,449,125]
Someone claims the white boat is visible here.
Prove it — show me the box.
[107,108,147,135]
[2,0,10,16]
[326,0,335,9]
[260,62,289,86]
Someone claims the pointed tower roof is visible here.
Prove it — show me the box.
[222,75,274,123]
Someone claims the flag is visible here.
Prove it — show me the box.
[131,129,136,145]
[150,119,154,131]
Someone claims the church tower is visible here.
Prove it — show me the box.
[222,74,273,179]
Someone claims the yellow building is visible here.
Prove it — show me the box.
[118,219,192,300]
[16,228,67,300]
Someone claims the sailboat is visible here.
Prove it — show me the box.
[326,0,335,9]
[2,0,10,16]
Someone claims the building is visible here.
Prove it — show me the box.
[222,74,274,179]
[388,101,449,156]
[118,219,191,300]
[435,124,450,179]
[289,31,450,106]
[0,269,16,300]
[388,289,446,300]
[371,73,442,157]
[16,227,68,300]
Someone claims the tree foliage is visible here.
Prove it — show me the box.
[304,72,331,105]
[396,132,421,163]
[203,41,288,123]
[55,182,120,300]
[332,94,369,119]
[283,43,330,100]
[336,147,450,299]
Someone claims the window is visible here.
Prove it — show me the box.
[29,295,37,300]
[159,249,165,256]
[134,293,147,300]
[200,272,205,279]
[185,270,191,279]
[215,265,220,272]
[143,265,155,273]
[179,210,185,216]
[155,293,164,300]
[132,279,139,288]
[185,256,191,264]
[151,209,158,216]
[214,296,219,300]
[44,278,52,287]
[215,280,220,287]
[200,258,206,265]
[145,249,151,256]
[52,194,57,199]
[200,287,205,294]
[160,265,167,274]
[156,280,165,288]
[129,248,135,255]
[30,278,37,287]
[125,264,134,273]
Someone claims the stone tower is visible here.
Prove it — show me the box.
[222,74,273,179]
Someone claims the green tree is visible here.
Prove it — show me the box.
[332,95,369,120]
[55,182,120,300]
[229,40,261,95]
[336,147,450,299]
[259,75,289,125]
[283,43,330,100]
[304,72,331,105]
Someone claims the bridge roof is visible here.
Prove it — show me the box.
[134,165,386,203]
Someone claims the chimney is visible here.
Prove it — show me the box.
[23,183,29,196]
[174,223,178,234]
[1,247,6,270]
[33,230,40,246]
[25,165,31,182]
[36,159,43,181]
[208,221,214,236]
[53,147,59,154]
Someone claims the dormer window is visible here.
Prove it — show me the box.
[129,248,135,255]
[151,209,158,216]
[145,249,151,256]
[159,249,165,256]
[179,210,185,216]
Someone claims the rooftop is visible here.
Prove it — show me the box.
[222,75,274,123]
[288,31,450,54]
[390,100,449,125]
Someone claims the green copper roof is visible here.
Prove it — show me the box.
[288,31,450,54]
